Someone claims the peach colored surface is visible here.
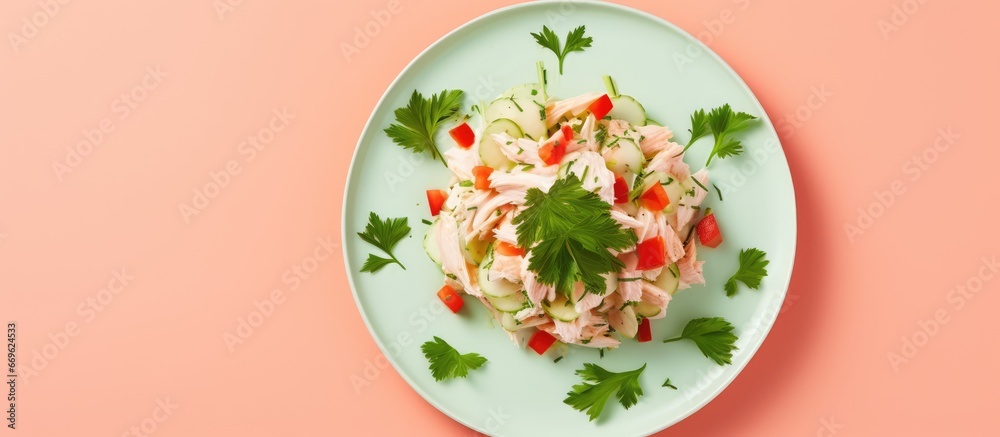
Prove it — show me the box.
[1,0,998,435]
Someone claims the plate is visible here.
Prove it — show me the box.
[342,2,796,435]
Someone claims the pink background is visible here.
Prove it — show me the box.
[2,0,998,435]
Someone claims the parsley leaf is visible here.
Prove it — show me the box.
[513,175,636,297]
[724,248,769,297]
[564,363,646,422]
[662,378,677,390]
[420,336,488,381]
[663,317,739,365]
[531,25,593,74]
[686,109,710,148]
[705,104,757,166]
[357,212,410,273]
[384,89,464,166]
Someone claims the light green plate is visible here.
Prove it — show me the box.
[343,2,796,435]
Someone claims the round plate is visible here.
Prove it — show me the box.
[343,2,796,435]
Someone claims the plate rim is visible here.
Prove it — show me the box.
[341,1,798,435]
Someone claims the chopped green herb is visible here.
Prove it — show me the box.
[662,378,677,390]
[713,183,724,201]
[690,177,708,193]
[554,356,564,363]
[507,96,523,112]
[421,219,433,226]
[595,125,608,148]
[459,180,473,187]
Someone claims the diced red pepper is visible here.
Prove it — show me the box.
[538,141,566,166]
[437,285,464,313]
[613,176,629,204]
[636,236,666,270]
[528,330,557,355]
[495,241,525,257]
[426,189,447,216]
[449,122,475,149]
[587,94,614,120]
[472,166,494,190]
[539,125,575,166]
[638,183,670,211]
[697,210,723,248]
[560,124,575,143]
[637,318,652,342]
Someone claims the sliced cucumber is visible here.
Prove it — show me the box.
[652,263,680,295]
[423,219,442,266]
[501,312,520,331]
[501,83,544,102]
[602,138,644,179]
[477,247,521,298]
[485,98,546,141]
[486,291,528,313]
[542,295,580,322]
[479,118,522,170]
[463,236,490,265]
[606,95,646,126]
[636,301,661,318]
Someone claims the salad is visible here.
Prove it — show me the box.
[358,24,770,422]
[422,74,718,353]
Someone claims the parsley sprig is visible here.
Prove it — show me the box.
[420,337,488,381]
[724,248,769,297]
[663,317,739,365]
[514,175,636,297]
[564,363,646,421]
[357,212,410,273]
[384,89,464,166]
[531,25,593,75]
[680,104,758,164]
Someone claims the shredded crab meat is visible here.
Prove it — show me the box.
[426,89,719,349]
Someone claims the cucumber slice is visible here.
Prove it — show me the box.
[500,312,534,331]
[542,295,580,322]
[485,98,546,141]
[479,118,522,170]
[636,301,661,318]
[501,83,544,102]
[423,220,442,266]
[602,138,644,178]
[477,248,520,298]
[486,291,528,313]
[501,312,519,331]
[606,95,646,126]
[652,263,680,295]
[463,236,490,265]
